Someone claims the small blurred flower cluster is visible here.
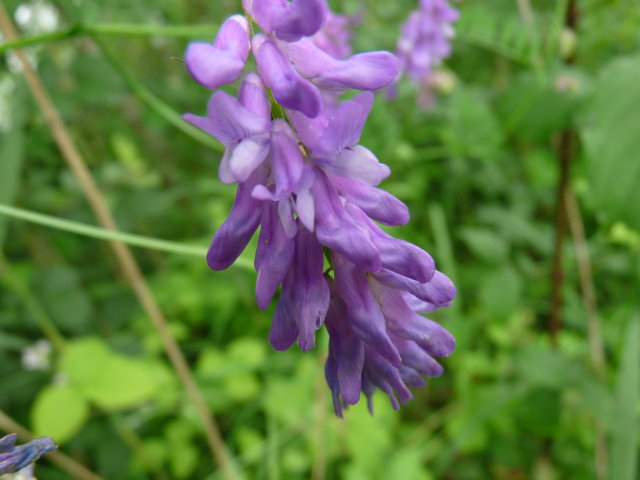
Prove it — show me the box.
[0,434,56,478]
[394,0,459,108]
[183,0,456,414]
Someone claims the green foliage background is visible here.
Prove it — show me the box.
[1,0,639,479]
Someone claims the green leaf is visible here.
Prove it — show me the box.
[582,55,640,229]
[60,337,159,410]
[31,384,89,444]
[609,314,640,480]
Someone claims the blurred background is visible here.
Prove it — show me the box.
[1,0,639,479]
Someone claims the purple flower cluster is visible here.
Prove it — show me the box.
[395,0,459,106]
[183,0,456,414]
[0,434,56,475]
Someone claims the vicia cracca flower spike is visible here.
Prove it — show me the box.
[183,0,457,415]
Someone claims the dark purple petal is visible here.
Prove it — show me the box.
[252,0,328,41]
[333,253,401,367]
[312,170,381,271]
[0,434,17,454]
[253,35,322,117]
[0,436,57,475]
[271,225,329,352]
[269,293,298,351]
[325,283,365,405]
[363,345,412,407]
[185,15,250,90]
[400,366,427,388]
[324,351,344,417]
[347,204,434,282]
[331,174,409,226]
[376,285,455,357]
[393,336,444,377]
[255,203,296,309]
[207,171,265,270]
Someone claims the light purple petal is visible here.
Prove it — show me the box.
[373,269,456,306]
[313,92,373,154]
[252,35,322,118]
[252,0,328,41]
[185,16,250,90]
[287,38,400,91]
[200,91,271,146]
[316,146,390,186]
[229,136,271,182]
[238,72,271,119]
[331,174,409,226]
[295,188,315,231]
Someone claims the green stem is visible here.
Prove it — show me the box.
[0,23,216,54]
[0,203,253,271]
[92,35,224,153]
[0,252,67,351]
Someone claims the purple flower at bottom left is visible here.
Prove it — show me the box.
[0,434,57,476]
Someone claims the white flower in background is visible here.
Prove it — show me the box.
[14,0,59,34]
[21,340,52,371]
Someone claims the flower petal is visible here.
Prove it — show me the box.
[373,269,456,307]
[312,170,381,271]
[252,0,328,41]
[313,92,373,154]
[253,35,322,117]
[255,203,295,309]
[229,136,271,182]
[331,174,409,226]
[333,253,401,367]
[207,171,265,270]
[287,38,400,91]
[316,146,390,186]
[238,72,271,119]
[376,286,455,357]
[325,285,365,405]
[185,16,250,90]
[347,204,433,282]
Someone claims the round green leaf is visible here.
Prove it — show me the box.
[31,384,89,444]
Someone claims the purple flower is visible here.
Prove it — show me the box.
[0,434,57,475]
[392,0,459,106]
[182,1,456,414]
[325,255,455,415]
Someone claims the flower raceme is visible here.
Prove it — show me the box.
[0,434,57,476]
[183,0,456,415]
[393,0,459,107]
